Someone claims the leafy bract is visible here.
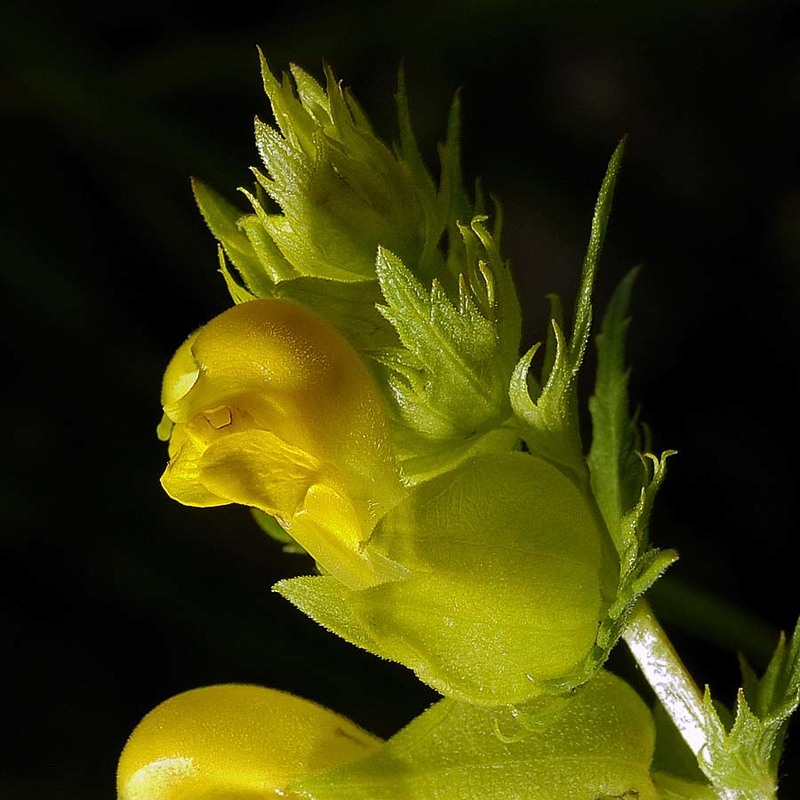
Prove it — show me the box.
[587,266,646,536]
[191,57,524,476]
[192,178,278,297]
[510,139,624,480]
[583,267,677,670]
[290,671,659,800]
[191,56,498,357]
[374,224,520,446]
[698,618,800,799]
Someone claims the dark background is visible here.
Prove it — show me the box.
[3,1,799,797]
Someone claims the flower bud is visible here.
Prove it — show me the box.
[159,298,404,589]
[117,684,382,800]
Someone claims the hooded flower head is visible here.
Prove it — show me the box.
[117,684,382,800]
[159,298,405,589]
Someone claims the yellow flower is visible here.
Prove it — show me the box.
[159,299,404,589]
[117,684,383,800]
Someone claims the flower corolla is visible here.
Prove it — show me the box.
[117,684,382,800]
[159,298,404,589]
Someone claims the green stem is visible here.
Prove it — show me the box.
[622,599,773,800]
[623,598,708,757]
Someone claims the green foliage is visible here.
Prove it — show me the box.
[191,55,500,359]
[290,671,659,800]
[698,618,800,798]
[651,773,718,800]
[176,57,800,799]
[373,223,519,445]
[192,177,276,296]
[587,266,646,534]
[276,452,615,706]
[192,58,524,462]
[251,60,430,283]
[582,267,678,682]
[510,140,624,480]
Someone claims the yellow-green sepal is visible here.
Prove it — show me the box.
[276,452,617,706]
[290,671,659,800]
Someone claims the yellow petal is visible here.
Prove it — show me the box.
[198,428,322,519]
[161,329,201,422]
[288,483,383,587]
[162,299,402,509]
[197,431,388,587]
[159,426,228,508]
[117,684,383,800]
